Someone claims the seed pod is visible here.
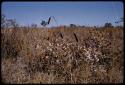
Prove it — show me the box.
[60,32,63,39]
[73,33,78,42]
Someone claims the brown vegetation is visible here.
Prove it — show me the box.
[1,27,124,84]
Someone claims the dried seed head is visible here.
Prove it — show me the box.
[36,44,40,49]
[56,60,60,63]
[46,56,49,59]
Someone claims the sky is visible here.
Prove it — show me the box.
[1,1,124,27]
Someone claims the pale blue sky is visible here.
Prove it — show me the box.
[1,1,124,27]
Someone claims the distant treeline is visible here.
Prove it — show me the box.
[1,14,123,29]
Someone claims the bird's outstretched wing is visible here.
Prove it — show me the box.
[48,17,51,24]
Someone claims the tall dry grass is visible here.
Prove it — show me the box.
[1,27,124,84]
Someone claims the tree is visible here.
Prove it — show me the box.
[7,19,19,28]
[104,23,113,28]
[1,14,7,28]
[70,24,76,28]
[82,25,85,28]
[1,14,19,29]
[31,24,37,28]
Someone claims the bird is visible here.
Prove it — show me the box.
[41,17,51,27]
[41,16,58,27]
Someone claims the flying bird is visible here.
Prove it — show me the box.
[41,16,58,27]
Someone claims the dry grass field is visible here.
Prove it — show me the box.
[1,27,124,84]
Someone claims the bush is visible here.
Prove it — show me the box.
[104,23,113,28]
